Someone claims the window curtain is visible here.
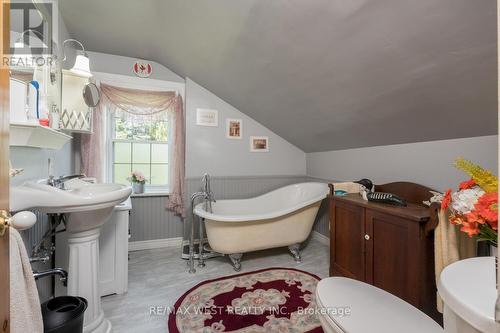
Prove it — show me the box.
[434,208,476,312]
[81,82,186,217]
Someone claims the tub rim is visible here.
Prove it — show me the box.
[193,182,328,222]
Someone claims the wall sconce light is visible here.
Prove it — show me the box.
[63,38,92,78]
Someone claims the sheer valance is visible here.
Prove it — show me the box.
[100,83,180,117]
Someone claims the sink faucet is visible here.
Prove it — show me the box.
[33,268,68,287]
[48,174,86,190]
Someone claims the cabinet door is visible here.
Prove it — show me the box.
[330,200,366,281]
[365,209,420,307]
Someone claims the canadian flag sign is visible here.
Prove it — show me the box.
[133,60,153,78]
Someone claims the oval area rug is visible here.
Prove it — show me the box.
[168,268,324,332]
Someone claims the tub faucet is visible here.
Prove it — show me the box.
[201,173,215,217]
[188,174,217,273]
[189,191,209,274]
[202,173,216,213]
[33,268,68,287]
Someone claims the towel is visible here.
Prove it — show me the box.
[329,181,361,194]
[10,228,43,333]
[434,208,476,312]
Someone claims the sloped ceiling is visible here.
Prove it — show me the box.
[59,0,497,152]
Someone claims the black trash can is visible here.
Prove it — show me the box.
[41,296,87,333]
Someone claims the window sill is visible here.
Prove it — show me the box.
[131,190,170,198]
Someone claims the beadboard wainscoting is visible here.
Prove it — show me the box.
[185,175,308,240]
[313,198,329,237]
[128,196,184,242]
[26,175,331,300]
[185,175,332,240]
[308,177,332,238]
[128,175,331,249]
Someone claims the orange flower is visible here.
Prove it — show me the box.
[441,189,452,210]
[449,215,464,225]
[474,192,498,223]
[465,211,485,225]
[460,221,480,237]
[459,179,476,190]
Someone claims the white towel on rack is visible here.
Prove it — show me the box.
[10,228,43,333]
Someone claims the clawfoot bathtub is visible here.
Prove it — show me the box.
[194,182,329,271]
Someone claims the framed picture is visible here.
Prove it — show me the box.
[250,136,269,152]
[196,108,218,126]
[226,118,242,139]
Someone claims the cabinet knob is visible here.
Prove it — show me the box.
[364,234,370,240]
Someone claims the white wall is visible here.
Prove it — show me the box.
[10,143,74,186]
[86,51,184,83]
[307,135,498,191]
[10,3,76,184]
[185,78,306,178]
[74,52,307,179]
[70,51,186,173]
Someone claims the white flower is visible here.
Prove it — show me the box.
[451,187,485,215]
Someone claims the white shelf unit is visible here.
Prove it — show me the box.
[10,122,72,150]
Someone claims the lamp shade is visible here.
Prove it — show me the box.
[71,54,92,77]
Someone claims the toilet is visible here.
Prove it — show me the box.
[316,277,443,333]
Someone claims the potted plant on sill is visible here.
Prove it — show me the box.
[129,170,147,194]
[442,158,498,256]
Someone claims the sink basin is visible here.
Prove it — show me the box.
[10,179,132,214]
[11,178,131,233]
[438,257,498,333]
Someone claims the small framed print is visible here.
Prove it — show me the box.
[226,118,242,139]
[250,136,269,152]
[196,108,218,126]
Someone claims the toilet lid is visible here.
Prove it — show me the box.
[316,277,443,333]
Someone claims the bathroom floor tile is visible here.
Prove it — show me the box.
[101,238,329,332]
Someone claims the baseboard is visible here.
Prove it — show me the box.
[311,231,330,246]
[128,237,183,252]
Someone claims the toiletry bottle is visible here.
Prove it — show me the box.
[38,93,50,126]
[28,81,39,123]
[50,104,60,130]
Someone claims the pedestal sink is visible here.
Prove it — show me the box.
[11,179,132,333]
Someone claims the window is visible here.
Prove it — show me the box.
[111,109,170,190]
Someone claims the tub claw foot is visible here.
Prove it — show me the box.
[229,253,243,271]
[288,244,302,263]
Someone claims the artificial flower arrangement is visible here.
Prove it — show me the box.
[128,170,147,194]
[441,158,498,247]
[128,170,146,184]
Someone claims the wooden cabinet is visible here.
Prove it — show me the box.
[329,182,441,322]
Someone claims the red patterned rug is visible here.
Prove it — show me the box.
[168,268,324,332]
